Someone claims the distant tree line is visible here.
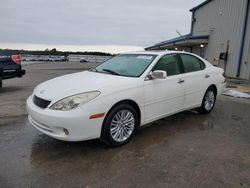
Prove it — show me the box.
[0,48,113,56]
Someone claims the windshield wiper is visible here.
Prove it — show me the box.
[102,69,120,75]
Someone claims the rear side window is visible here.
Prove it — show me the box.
[180,54,205,73]
[152,54,181,76]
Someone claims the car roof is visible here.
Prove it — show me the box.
[122,50,209,64]
[123,50,192,56]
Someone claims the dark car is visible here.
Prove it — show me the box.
[80,58,88,63]
[0,50,25,88]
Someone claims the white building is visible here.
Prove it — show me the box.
[146,0,250,80]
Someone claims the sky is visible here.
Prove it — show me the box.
[0,0,204,53]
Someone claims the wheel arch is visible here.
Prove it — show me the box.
[100,99,141,145]
[207,84,218,96]
[101,99,141,134]
[105,99,141,125]
[198,84,218,114]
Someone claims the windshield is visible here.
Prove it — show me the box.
[91,54,157,77]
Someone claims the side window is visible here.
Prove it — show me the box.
[180,54,205,73]
[152,54,181,76]
[200,60,206,70]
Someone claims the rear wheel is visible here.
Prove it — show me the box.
[198,87,216,114]
[101,103,139,147]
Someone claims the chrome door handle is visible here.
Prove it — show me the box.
[178,79,185,84]
[205,74,210,78]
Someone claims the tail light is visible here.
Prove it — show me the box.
[11,55,22,65]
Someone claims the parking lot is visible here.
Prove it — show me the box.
[0,62,250,188]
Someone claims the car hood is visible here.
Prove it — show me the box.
[34,71,137,101]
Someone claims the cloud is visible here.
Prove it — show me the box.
[0,42,144,54]
[0,0,204,48]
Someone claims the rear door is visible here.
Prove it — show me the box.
[179,54,208,109]
[143,54,185,122]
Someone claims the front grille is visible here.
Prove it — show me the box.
[33,95,51,109]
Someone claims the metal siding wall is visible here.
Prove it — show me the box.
[193,0,246,78]
[240,0,250,80]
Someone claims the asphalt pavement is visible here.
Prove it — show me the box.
[0,62,250,188]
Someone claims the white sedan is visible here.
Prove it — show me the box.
[27,51,226,146]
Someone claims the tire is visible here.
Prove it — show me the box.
[198,87,216,114]
[0,77,2,88]
[101,103,139,147]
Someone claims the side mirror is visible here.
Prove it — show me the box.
[152,70,167,79]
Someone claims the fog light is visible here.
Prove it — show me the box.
[63,128,69,135]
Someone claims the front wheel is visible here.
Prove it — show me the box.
[198,87,216,114]
[101,103,139,147]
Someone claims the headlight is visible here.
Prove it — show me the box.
[50,91,100,111]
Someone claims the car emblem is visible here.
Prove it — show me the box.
[40,90,45,94]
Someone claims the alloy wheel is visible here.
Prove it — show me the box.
[204,90,215,111]
[110,110,135,142]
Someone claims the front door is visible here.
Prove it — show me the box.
[144,54,185,123]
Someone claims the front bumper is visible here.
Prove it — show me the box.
[26,96,105,141]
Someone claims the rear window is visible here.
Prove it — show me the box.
[180,54,205,73]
